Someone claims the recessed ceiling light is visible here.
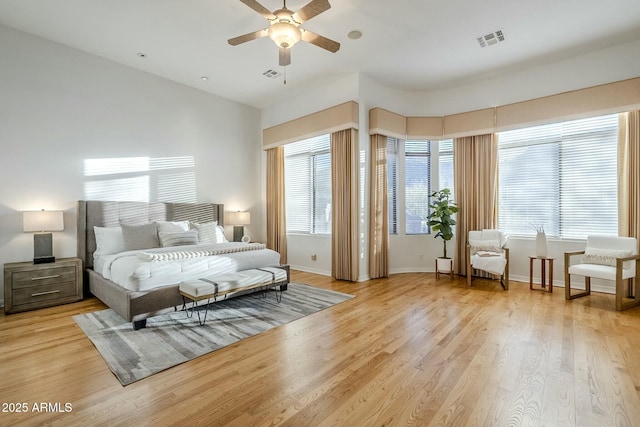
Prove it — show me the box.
[200,76,209,81]
[136,52,146,58]
[347,30,362,40]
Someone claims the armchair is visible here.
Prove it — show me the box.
[466,229,509,290]
[564,235,640,311]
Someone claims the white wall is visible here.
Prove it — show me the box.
[261,39,640,291]
[0,25,263,303]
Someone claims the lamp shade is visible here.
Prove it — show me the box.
[227,211,250,226]
[23,210,64,232]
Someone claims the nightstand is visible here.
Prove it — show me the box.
[4,257,83,314]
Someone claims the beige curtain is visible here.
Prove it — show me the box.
[619,111,640,243]
[453,134,499,276]
[331,128,360,281]
[266,147,287,264]
[369,134,389,278]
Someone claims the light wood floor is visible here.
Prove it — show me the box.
[2,271,640,427]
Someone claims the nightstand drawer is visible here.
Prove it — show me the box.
[11,266,77,289]
[12,280,78,306]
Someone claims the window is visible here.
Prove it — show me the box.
[438,140,454,196]
[386,139,451,235]
[387,138,399,234]
[498,114,618,239]
[405,140,431,234]
[284,134,332,234]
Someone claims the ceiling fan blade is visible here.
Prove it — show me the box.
[301,30,340,53]
[279,47,291,66]
[228,29,268,46]
[292,0,331,24]
[238,0,275,20]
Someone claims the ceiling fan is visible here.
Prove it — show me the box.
[228,0,340,67]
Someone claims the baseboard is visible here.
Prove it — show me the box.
[288,265,331,277]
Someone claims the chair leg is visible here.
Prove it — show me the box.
[565,274,591,300]
[466,245,472,287]
[616,277,640,311]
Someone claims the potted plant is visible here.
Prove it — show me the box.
[427,188,458,275]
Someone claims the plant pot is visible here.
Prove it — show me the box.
[435,257,453,279]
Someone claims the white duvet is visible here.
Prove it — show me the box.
[470,251,507,276]
[94,242,281,292]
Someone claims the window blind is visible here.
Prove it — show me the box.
[387,137,398,234]
[498,114,618,238]
[438,139,454,195]
[284,134,332,234]
[405,140,431,234]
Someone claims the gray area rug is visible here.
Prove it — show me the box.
[73,283,354,386]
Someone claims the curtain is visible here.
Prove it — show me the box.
[331,128,360,281]
[619,111,640,244]
[454,134,498,276]
[266,147,287,264]
[369,134,389,278]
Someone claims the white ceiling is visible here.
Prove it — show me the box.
[1,0,639,110]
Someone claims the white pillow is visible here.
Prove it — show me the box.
[190,221,227,243]
[583,247,633,268]
[158,230,199,247]
[469,238,502,252]
[156,220,190,233]
[93,226,125,257]
[216,225,228,243]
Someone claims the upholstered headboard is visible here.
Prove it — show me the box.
[77,200,224,270]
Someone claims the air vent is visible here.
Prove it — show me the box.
[262,69,281,79]
[477,30,505,48]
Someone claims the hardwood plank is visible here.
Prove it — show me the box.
[1,272,640,426]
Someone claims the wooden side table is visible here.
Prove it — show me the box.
[529,256,554,293]
[4,257,83,314]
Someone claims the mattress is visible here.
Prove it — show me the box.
[94,242,281,292]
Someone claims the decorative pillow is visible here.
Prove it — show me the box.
[583,247,634,267]
[469,238,502,252]
[156,220,190,233]
[190,221,226,244]
[158,230,199,247]
[121,223,160,251]
[93,226,125,257]
[216,225,229,243]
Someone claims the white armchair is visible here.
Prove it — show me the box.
[565,235,640,311]
[466,229,509,290]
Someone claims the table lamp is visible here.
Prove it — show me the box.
[23,210,64,264]
[227,211,250,242]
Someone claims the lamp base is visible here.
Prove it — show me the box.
[33,233,55,264]
[233,226,244,242]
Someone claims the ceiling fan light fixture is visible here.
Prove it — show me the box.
[268,22,301,49]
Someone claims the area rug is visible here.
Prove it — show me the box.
[73,283,354,386]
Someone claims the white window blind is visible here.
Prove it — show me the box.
[387,137,398,234]
[405,140,431,234]
[284,134,332,234]
[498,114,618,238]
[438,139,454,195]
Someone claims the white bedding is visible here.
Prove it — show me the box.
[470,251,507,276]
[94,242,281,292]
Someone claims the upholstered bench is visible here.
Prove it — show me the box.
[179,267,289,325]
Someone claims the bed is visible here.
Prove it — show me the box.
[77,200,289,329]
